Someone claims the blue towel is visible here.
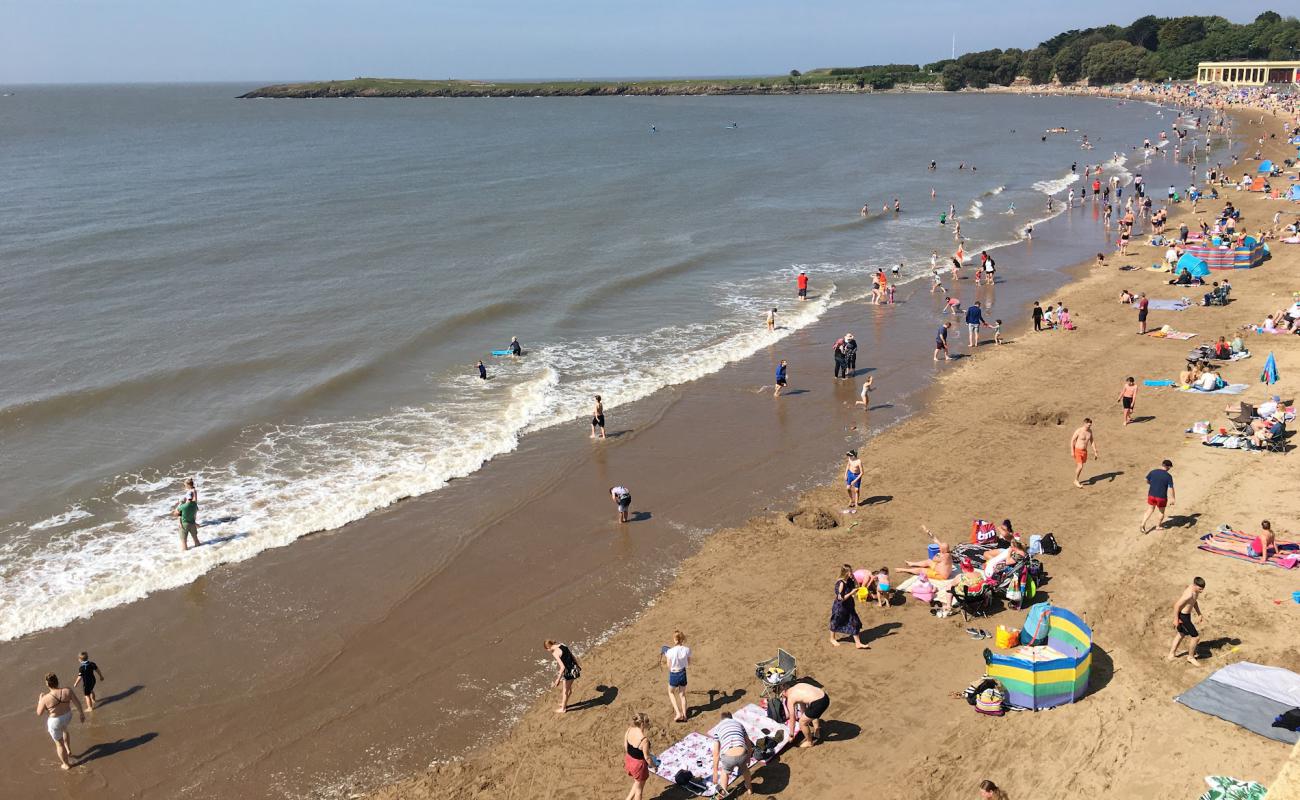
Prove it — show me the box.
[1144,379,1175,387]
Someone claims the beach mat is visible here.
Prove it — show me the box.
[1175,662,1300,744]
[1179,384,1249,396]
[1148,331,1198,340]
[1198,775,1268,800]
[1197,529,1299,569]
[1144,379,1175,387]
[1148,299,1191,311]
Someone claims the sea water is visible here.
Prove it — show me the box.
[0,85,1195,640]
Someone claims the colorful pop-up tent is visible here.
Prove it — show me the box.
[984,604,1092,710]
[1257,160,1273,174]
[1176,252,1210,278]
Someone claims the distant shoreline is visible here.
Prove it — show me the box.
[237,77,945,98]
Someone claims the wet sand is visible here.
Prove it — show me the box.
[3,103,1291,799]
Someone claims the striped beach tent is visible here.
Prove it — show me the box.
[984,604,1092,710]
[1184,242,1265,270]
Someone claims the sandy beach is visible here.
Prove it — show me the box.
[364,105,1300,799]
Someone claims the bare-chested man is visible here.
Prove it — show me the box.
[897,525,953,579]
[781,680,830,748]
[1070,418,1099,488]
[1167,577,1205,665]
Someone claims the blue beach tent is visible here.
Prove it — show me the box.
[1257,160,1273,174]
[1288,184,1300,202]
[1176,253,1210,278]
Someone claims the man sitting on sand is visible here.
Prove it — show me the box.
[781,680,830,748]
[897,525,954,580]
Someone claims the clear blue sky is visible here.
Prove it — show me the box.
[2,1,1289,84]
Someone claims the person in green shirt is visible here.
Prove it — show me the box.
[172,481,201,551]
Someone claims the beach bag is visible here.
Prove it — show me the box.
[975,683,1006,716]
[764,695,788,724]
[1028,535,1042,556]
[994,625,1018,649]
[673,770,709,793]
[1040,533,1061,555]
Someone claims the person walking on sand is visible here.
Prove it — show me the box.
[766,307,777,332]
[590,395,606,439]
[611,485,632,524]
[781,680,829,747]
[173,482,201,551]
[1136,293,1149,335]
[36,673,83,770]
[1117,377,1138,425]
[934,321,952,362]
[1141,460,1175,534]
[844,451,863,511]
[72,652,104,711]
[1031,301,1043,332]
[623,712,656,800]
[773,359,788,398]
[797,271,809,301]
[711,711,754,795]
[1167,577,1205,665]
[829,565,869,649]
[662,630,691,722]
[855,376,874,409]
[1070,418,1099,488]
[545,640,581,713]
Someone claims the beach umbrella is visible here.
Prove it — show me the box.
[1261,352,1279,385]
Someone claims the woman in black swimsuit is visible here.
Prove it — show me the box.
[622,712,655,800]
[545,640,581,713]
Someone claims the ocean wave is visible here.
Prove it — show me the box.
[1031,172,1080,196]
[967,200,984,219]
[27,506,93,532]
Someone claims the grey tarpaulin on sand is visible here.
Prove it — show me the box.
[1175,662,1300,744]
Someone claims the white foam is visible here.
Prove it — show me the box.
[27,506,93,532]
[1032,172,1080,196]
[968,200,984,219]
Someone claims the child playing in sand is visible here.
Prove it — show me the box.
[874,567,891,608]
[944,296,962,315]
[994,320,1003,345]
[855,376,874,409]
[1058,307,1074,330]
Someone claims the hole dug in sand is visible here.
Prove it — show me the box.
[1015,408,1070,426]
[786,509,840,530]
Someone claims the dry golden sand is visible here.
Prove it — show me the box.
[371,115,1300,800]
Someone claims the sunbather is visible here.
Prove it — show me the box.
[897,526,954,579]
[1249,415,1284,447]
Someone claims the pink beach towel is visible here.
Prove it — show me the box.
[1197,529,1299,569]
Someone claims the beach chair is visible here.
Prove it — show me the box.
[952,582,997,621]
[1225,402,1256,436]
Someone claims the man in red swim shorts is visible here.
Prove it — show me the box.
[1069,418,1099,488]
[1141,459,1175,534]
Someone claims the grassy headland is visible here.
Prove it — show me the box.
[238,68,941,98]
